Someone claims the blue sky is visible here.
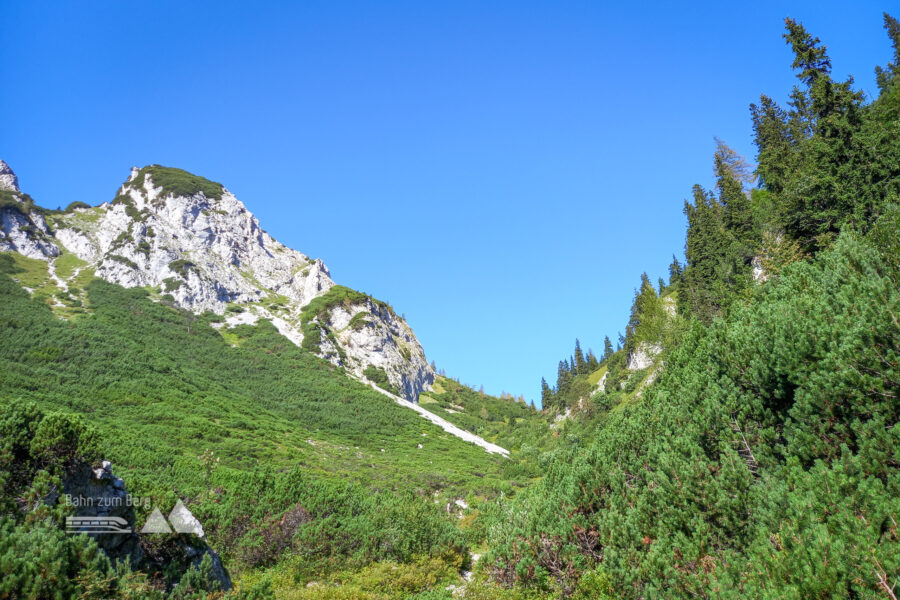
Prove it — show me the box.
[1,1,892,404]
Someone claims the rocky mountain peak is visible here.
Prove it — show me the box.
[0,160,19,192]
[8,163,434,401]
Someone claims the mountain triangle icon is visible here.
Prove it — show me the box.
[141,507,173,533]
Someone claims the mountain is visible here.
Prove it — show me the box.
[0,162,433,401]
[0,162,542,596]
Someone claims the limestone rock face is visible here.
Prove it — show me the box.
[626,342,662,371]
[0,206,60,259]
[54,170,335,314]
[5,162,433,401]
[315,299,435,400]
[0,162,60,259]
[0,160,20,191]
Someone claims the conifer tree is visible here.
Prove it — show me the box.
[573,339,586,374]
[668,256,683,288]
[750,95,795,194]
[556,360,572,391]
[775,19,866,250]
[680,186,730,322]
[715,140,756,254]
[602,336,614,362]
[875,13,900,92]
[541,377,553,410]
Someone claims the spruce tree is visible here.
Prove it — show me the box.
[540,377,553,410]
[668,256,683,288]
[750,95,795,194]
[586,349,600,371]
[715,140,756,254]
[602,336,614,362]
[556,360,572,391]
[574,339,586,374]
[875,13,900,92]
[777,19,866,250]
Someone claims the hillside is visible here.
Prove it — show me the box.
[0,249,537,596]
[0,162,549,597]
[3,11,900,600]
[474,15,900,599]
[1,163,434,401]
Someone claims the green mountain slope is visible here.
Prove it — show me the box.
[0,254,512,497]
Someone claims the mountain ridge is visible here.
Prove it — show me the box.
[0,162,435,401]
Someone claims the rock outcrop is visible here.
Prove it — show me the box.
[0,162,60,259]
[626,342,662,371]
[313,295,434,400]
[1,161,433,401]
[0,205,60,259]
[62,460,232,591]
[0,160,20,191]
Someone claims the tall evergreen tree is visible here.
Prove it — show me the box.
[779,19,866,250]
[750,95,796,194]
[573,339,586,374]
[875,13,900,92]
[586,349,600,371]
[715,140,756,254]
[540,377,553,411]
[624,273,656,355]
[602,336,614,362]
[556,360,572,391]
[668,255,683,288]
[680,186,731,322]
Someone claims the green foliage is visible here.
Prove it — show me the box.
[172,554,222,598]
[54,252,88,280]
[299,285,389,354]
[30,411,100,469]
[679,182,752,323]
[65,201,92,212]
[168,259,196,279]
[623,273,671,356]
[348,311,370,331]
[129,165,225,201]
[108,254,138,270]
[363,365,400,396]
[0,518,117,600]
[752,16,900,252]
[0,189,36,214]
[484,232,900,598]
[162,277,184,292]
[421,377,545,475]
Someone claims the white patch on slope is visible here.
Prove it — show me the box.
[363,381,509,457]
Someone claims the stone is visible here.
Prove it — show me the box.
[61,460,232,590]
[626,342,662,371]
[46,166,435,402]
[0,160,19,191]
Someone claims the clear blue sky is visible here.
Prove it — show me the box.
[1,1,892,404]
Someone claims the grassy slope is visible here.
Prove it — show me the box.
[419,377,547,454]
[0,252,510,501]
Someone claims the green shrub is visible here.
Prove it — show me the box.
[129,165,225,201]
[168,259,196,279]
[107,254,138,270]
[363,366,400,396]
